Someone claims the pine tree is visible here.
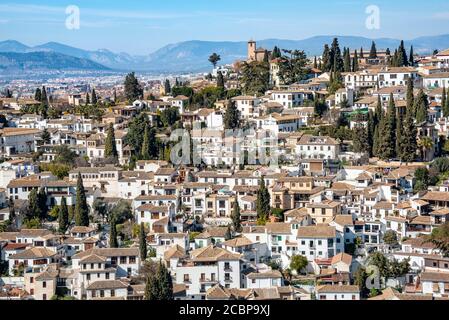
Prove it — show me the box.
[369,41,377,59]
[231,201,242,232]
[59,197,69,234]
[140,222,147,261]
[124,72,143,103]
[415,89,429,123]
[109,218,118,248]
[145,261,173,300]
[397,40,408,67]
[75,173,89,227]
[256,176,271,223]
[91,89,98,105]
[224,101,240,129]
[85,92,90,106]
[105,123,118,159]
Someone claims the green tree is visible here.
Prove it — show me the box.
[330,38,344,72]
[141,126,158,160]
[27,189,41,219]
[144,261,173,300]
[383,230,399,246]
[59,197,69,234]
[54,145,77,166]
[125,113,149,155]
[290,255,308,274]
[352,50,359,72]
[442,86,449,117]
[34,88,42,102]
[224,101,240,129]
[354,267,369,298]
[109,218,118,248]
[160,107,180,127]
[75,173,89,227]
[428,222,449,257]
[415,89,428,123]
[91,89,98,105]
[377,95,397,160]
[256,176,271,223]
[217,71,225,89]
[409,46,415,66]
[105,123,118,160]
[352,126,370,154]
[164,79,171,95]
[208,53,221,68]
[140,222,147,261]
[322,44,331,72]
[231,201,241,233]
[41,128,51,144]
[399,104,418,162]
[37,188,48,221]
[240,61,270,95]
[124,72,143,103]
[277,50,309,85]
[369,41,377,59]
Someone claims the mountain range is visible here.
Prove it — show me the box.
[1,34,449,73]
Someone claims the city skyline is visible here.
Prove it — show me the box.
[1,0,449,54]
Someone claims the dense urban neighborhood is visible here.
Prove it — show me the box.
[2,38,449,301]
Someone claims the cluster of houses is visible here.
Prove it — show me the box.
[1,44,449,301]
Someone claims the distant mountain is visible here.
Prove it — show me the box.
[1,34,449,73]
[0,51,110,72]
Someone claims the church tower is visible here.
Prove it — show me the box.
[248,40,256,62]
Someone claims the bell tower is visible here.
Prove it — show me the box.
[248,40,256,62]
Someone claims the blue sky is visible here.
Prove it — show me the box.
[1,0,449,54]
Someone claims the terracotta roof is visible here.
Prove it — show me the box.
[247,270,282,279]
[222,236,253,247]
[331,252,353,266]
[297,225,336,239]
[86,280,128,290]
[265,223,292,235]
[9,247,57,260]
[190,245,241,262]
[316,285,359,293]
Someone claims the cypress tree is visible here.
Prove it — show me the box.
[322,44,331,72]
[442,86,448,117]
[397,40,408,67]
[353,50,359,72]
[331,38,344,72]
[399,104,418,162]
[313,56,317,69]
[164,79,171,95]
[225,225,232,241]
[85,92,90,106]
[446,87,449,118]
[231,201,242,232]
[41,86,48,105]
[28,189,41,219]
[360,47,364,58]
[256,176,271,223]
[406,78,415,116]
[141,126,150,160]
[217,71,225,89]
[105,123,118,159]
[378,94,397,160]
[224,101,240,129]
[353,126,370,154]
[344,48,351,72]
[157,260,174,300]
[140,222,147,261]
[396,112,404,157]
[34,88,42,102]
[367,111,375,156]
[8,197,15,225]
[91,89,98,105]
[109,218,118,248]
[415,89,429,123]
[37,188,48,221]
[75,173,89,227]
[369,41,377,59]
[409,46,414,66]
[59,197,69,234]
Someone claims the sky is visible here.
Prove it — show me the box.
[1,0,449,54]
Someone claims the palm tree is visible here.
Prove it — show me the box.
[208,53,221,68]
[418,137,434,161]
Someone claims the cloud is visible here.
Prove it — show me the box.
[434,12,449,20]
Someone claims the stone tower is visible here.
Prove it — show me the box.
[248,40,256,62]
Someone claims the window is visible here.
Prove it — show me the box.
[100,290,105,298]
[87,274,91,281]
[43,294,47,300]
[42,281,46,288]
[106,273,110,280]
[184,274,190,282]
[111,290,115,297]
[129,256,136,264]
[30,277,34,284]
[120,256,127,264]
